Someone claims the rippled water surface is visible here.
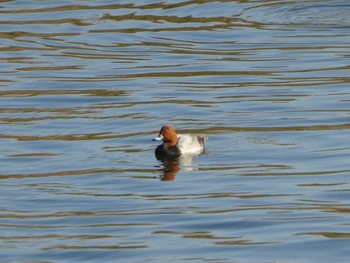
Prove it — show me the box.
[1,0,350,262]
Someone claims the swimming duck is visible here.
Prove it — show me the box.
[153,125,208,158]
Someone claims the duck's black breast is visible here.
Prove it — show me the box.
[155,144,181,159]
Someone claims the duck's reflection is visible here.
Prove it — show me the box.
[157,156,180,181]
[156,153,201,181]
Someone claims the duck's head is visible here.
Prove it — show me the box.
[153,125,177,147]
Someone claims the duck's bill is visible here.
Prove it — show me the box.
[152,135,163,141]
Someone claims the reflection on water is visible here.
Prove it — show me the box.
[157,156,180,181]
[1,0,350,262]
[156,153,205,181]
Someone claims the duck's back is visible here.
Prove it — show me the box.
[177,134,207,154]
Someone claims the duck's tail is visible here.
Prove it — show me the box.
[197,135,208,147]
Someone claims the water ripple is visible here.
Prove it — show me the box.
[1,1,350,262]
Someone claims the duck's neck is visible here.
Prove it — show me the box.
[164,138,177,147]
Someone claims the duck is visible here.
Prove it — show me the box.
[152,125,208,158]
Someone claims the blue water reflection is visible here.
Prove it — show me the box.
[1,0,350,262]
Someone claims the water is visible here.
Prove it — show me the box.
[1,0,350,262]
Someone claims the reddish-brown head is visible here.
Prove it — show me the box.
[153,125,178,147]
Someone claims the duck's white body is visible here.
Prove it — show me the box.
[176,134,206,154]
